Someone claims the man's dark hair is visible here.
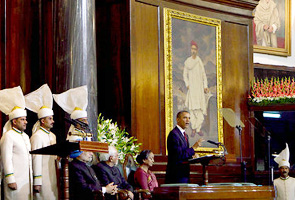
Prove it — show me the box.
[176,111,189,119]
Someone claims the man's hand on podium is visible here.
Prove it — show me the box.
[192,153,200,159]
[192,138,205,151]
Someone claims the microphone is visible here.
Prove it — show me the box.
[207,140,221,146]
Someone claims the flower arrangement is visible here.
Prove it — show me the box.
[96,113,142,163]
[249,77,295,106]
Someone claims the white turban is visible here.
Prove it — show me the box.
[53,85,88,119]
[25,84,54,133]
[0,86,27,133]
[274,143,290,168]
[53,85,88,137]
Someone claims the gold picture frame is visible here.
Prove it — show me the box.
[164,8,223,156]
[253,0,291,56]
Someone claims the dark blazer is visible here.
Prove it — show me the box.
[69,159,102,200]
[165,126,195,183]
[93,161,133,192]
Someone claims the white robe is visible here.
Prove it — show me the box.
[183,56,208,114]
[274,176,295,200]
[0,128,33,200]
[183,56,209,131]
[254,0,280,47]
[30,127,58,200]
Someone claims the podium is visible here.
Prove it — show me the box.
[30,140,109,157]
[30,140,108,200]
[187,155,225,185]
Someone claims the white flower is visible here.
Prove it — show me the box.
[97,114,141,163]
[130,145,135,151]
[109,123,117,130]
[110,129,117,135]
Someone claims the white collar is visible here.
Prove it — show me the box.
[280,176,290,180]
[176,125,185,135]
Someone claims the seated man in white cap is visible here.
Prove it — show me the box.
[273,143,295,200]
[0,86,32,200]
[25,84,58,199]
[53,85,92,142]
[69,150,117,200]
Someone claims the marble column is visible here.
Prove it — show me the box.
[54,0,98,137]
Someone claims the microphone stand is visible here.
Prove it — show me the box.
[64,117,92,133]
[236,125,246,182]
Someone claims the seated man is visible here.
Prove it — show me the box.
[69,150,117,200]
[93,146,134,200]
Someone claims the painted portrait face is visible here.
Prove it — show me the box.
[191,45,198,57]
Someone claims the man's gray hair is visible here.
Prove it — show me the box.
[99,146,117,161]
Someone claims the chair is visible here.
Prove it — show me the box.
[122,154,152,200]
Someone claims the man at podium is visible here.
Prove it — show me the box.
[165,111,204,183]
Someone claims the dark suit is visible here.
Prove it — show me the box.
[165,126,195,183]
[69,159,102,200]
[93,161,133,199]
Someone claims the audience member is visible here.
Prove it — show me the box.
[69,150,117,200]
[93,146,134,200]
[134,150,158,192]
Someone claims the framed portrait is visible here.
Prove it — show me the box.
[253,0,291,56]
[164,8,223,155]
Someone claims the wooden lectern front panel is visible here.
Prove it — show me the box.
[79,141,109,153]
[153,186,275,200]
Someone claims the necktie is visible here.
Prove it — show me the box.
[184,132,188,143]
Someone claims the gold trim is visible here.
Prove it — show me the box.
[164,8,223,155]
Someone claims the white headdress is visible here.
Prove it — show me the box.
[0,86,27,133]
[25,84,54,133]
[53,85,88,137]
[53,85,88,119]
[274,143,290,168]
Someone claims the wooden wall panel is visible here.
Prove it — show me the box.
[129,0,257,184]
[38,0,54,89]
[222,22,253,166]
[0,0,57,136]
[0,0,39,136]
[0,0,4,132]
[4,0,37,92]
[131,1,160,153]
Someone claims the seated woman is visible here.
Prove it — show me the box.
[134,150,158,192]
